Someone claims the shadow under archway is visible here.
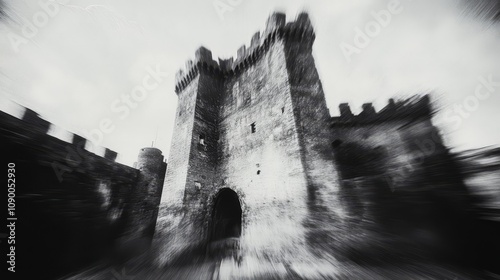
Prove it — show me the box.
[210,188,242,242]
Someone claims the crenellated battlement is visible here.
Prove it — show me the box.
[1,106,120,162]
[330,95,432,126]
[1,105,167,277]
[174,12,315,93]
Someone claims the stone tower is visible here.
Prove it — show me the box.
[134,147,167,238]
[124,147,167,252]
[154,12,345,263]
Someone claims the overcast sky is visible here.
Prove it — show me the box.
[1,0,499,166]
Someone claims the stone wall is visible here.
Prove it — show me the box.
[329,97,480,265]
[283,13,346,253]
[217,38,309,262]
[0,108,165,280]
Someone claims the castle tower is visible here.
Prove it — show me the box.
[126,147,167,251]
[135,148,167,227]
[156,46,224,250]
[154,12,345,264]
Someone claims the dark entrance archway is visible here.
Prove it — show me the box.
[211,188,242,241]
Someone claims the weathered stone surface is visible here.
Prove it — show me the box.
[154,13,345,267]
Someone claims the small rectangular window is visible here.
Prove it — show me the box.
[250,122,256,133]
[194,181,202,189]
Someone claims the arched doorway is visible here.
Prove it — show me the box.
[211,188,242,241]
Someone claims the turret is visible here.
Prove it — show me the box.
[136,147,165,175]
[173,12,317,94]
[126,147,167,251]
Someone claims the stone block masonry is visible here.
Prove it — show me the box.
[154,12,347,266]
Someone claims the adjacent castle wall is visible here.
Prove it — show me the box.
[330,97,447,187]
[329,97,478,262]
[0,109,165,279]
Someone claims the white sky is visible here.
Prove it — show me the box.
[0,0,499,166]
